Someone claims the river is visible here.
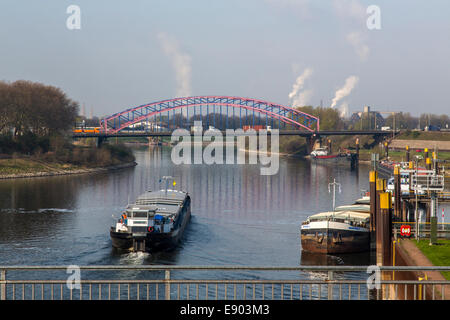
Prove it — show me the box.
[0,146,383,298]
[0,146,377,266]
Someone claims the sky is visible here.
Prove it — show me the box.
[0,0,449,118]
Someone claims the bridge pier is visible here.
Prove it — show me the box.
[97,135,107,148]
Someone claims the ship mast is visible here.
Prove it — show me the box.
[328,178,341,212]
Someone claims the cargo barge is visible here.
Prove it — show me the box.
[110,180,191,252]
[300,179,370,254]
[309,147,350,163]
[300,210,370,254]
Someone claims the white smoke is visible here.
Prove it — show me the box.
[338,102,349,118]
[332,0,365,22]
[288,67,313,107]
[157,32,192,97]
[346,31,369,61]
[330,75,359,109]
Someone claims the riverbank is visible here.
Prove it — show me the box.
[0,158,137,180]
[393,238,450,299]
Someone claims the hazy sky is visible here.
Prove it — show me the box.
[1,0,449,118]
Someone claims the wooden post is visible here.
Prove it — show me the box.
[426,157,432,170]
[377,192,392,267]
[408,161,414,198]
[393,166,401,220]
[424,148,429,162]
[356,138,360,158]
[370,171,378,233]
[384,142,389,159]
[405,145,410,162]
[376,178,385,225]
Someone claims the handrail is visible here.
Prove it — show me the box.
[1,265,450,271]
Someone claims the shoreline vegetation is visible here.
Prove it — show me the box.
[0,80,136,180]
[0,142,137,180]
[0,159,137,180]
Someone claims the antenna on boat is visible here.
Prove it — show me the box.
[328,178,341,212]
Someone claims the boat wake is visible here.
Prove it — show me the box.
[120,251,151,264]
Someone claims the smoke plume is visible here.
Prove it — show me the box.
[330,75,359,109]
[346,31,369,61]
[288,67,313,107]
[338,102,349,118]
[157,32,192,97]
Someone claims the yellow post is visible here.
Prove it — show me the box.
[426,157,432,170]
[376,178,385,193]
[392,240,396,280]
[378,192,392,267]
[406,145,410,162]
[418,274,428,300]
[370,171,378,232]
[369,171,377,183]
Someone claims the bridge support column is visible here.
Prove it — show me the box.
[97,135,106,148]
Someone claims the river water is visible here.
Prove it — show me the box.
[0,146,383,299]
[0,146,376,266]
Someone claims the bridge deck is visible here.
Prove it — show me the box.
[73,130,397,139]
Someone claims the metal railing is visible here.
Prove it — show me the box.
[393,222,450,239]
[1,265,449,301]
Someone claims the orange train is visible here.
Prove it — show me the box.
[73,127,101,134]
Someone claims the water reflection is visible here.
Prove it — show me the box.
[0,146,375,268]
[300,250,373,266]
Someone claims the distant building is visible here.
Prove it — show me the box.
[350,106,385,129]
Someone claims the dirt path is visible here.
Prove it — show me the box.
[390,139,450,151]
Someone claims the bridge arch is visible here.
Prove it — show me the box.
[100,96,320,133]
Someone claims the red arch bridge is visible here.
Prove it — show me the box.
[99,96,320,134]
[73,96,395,142]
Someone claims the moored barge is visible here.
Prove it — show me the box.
[300,179,370,254]
[300,210,370,254]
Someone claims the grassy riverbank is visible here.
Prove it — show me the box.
[414,239,450,280]
[0,143,136,179]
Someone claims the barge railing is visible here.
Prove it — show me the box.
[1,265,449,301]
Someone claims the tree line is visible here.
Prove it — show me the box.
[297,106,449,131]
[0,80,78,154]
[0,80,78,137]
